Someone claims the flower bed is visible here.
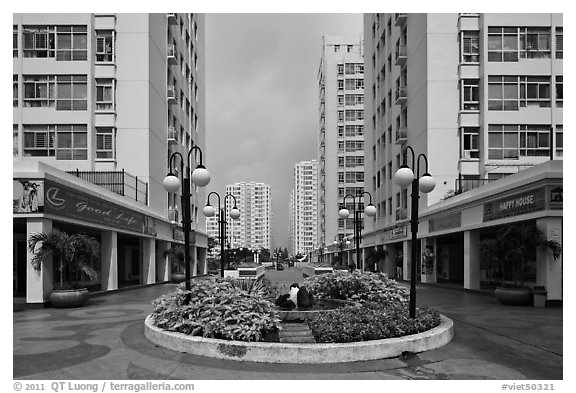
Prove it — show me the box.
[152,276,280,342]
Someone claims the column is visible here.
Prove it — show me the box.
[403,240,411,280]
[156,240,170,283]
[464,230,481,290]
[142,237,156,285]
[536,217,562,301]
[190,245,198,276]
[100,230,118,291]
[26,219,53,303]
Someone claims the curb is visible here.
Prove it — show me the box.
[144,314,454,364]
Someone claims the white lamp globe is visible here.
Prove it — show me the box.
[162,174,181,193]
[203,205,215,217]
[394,166,415,188]
[333,240,338,245]
[346,240,351,246]
[230,207,241,220]
[364,204,377,217]
[419,174,436,194]
[338,208,350,219]
[191,165,210,187]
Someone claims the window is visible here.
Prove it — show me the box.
[96,127,115,159]
[338,157,344,167]
[388,162,392,179]
[488,27,518,62]
[23,75,55,107]
[345,94,364,105]
[23,124,87,160]
[555,27,563,59]
[13,125,19,157]
[520,76,550,107]
[96,30,114,62]
[13,25,18,57]
[556,76,563,103]
[376,171,381,188]
[55,25,88,61]
[338,171,345,183]
[461,79,479,110]
[488,76,518,111]
[520,27,550,59]
[388,197,392,216]
[338,110,344,122]
[337,64,344,75]
[334,45,340,52]
[345,79,364,90]
[461,31,479,62]
[461,127,479,159]
[23,26,55,58]
[345,110,364,121]
[56,75,87,110]
[488,124,550,159]
[13,75,18,107]
[338,126,344,137]
[556,125,563,157]
[347,45,353,53]
[338,141,344,152]
[337,95,344,106]
[96,79,114,111]
[345,125,363,137]
[337,80,344,91]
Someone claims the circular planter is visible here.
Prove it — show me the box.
[171,273,186,283]
[277,299,359,321]
[144,314,454,364]
[494,287,532,306]
[49,288,89,308]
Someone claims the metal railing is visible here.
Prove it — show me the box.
[67,169,148,205]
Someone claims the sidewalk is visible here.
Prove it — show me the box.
[13,270,562,380]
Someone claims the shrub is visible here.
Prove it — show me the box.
[225,275,278,299]
[151,277,281,342]
[308,303,441,343]
[304,270,409,305]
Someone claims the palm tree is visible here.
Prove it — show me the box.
[28,230,99,290]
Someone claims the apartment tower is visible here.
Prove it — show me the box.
[317,35,366,249]
[289,160,319,256]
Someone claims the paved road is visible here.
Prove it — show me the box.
[13,267,563,380]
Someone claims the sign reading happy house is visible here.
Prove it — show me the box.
[44,179,155,235]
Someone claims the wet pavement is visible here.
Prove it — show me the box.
[13,267,563,380]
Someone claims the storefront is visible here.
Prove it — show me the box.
[362,161,563,303]
[13,162,208,304]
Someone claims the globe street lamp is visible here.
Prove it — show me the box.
[203,192,240,277]
[394,145,435,318]
[163,147,210,291]
[338,191,377,271]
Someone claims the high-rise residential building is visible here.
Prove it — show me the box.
[289,160,319,256]
[359,13,562,302]
[13,13,208,303]
[226,182,272,251]
[317,35,366,250]
[205,214,220,258]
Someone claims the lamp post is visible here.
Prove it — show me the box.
[337,192,377,271]
[162,146,210,291]
[393,145,435,318]
[203,192,240,277]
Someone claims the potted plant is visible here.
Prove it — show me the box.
[164,245,186,283]
[481,222,562,306]
[28,230,99,308]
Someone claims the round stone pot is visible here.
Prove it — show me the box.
[49,288,89,308]
[494,287,532,306]
[172,273,186,283]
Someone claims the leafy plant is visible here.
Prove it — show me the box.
[28,230,99,290]
[151,277,281,342]
[308,303,441,343]
[225,275,278,299]
[481,222,562,287]
[304,270,409,305]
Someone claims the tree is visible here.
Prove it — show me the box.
[282,247,289,260]
[28,230,99,290]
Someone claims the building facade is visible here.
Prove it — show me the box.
[13,13,208,303]
[317,35,366,251]
[289,160,319,256]
[358,13,562,302]
[226,182,272,251]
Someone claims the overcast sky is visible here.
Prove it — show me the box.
[205,14,363,249]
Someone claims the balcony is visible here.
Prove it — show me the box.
[167,13,177,24]
[66,169,148,205]
[395,87,407,105]
[167,126,178,145]
[167,85,178,104]
[168,208,180,225]
[396,208,408,221]
[395,45,407,66]
[394,13,407,26]
[395,127,407,144]
[167,44,177,65]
